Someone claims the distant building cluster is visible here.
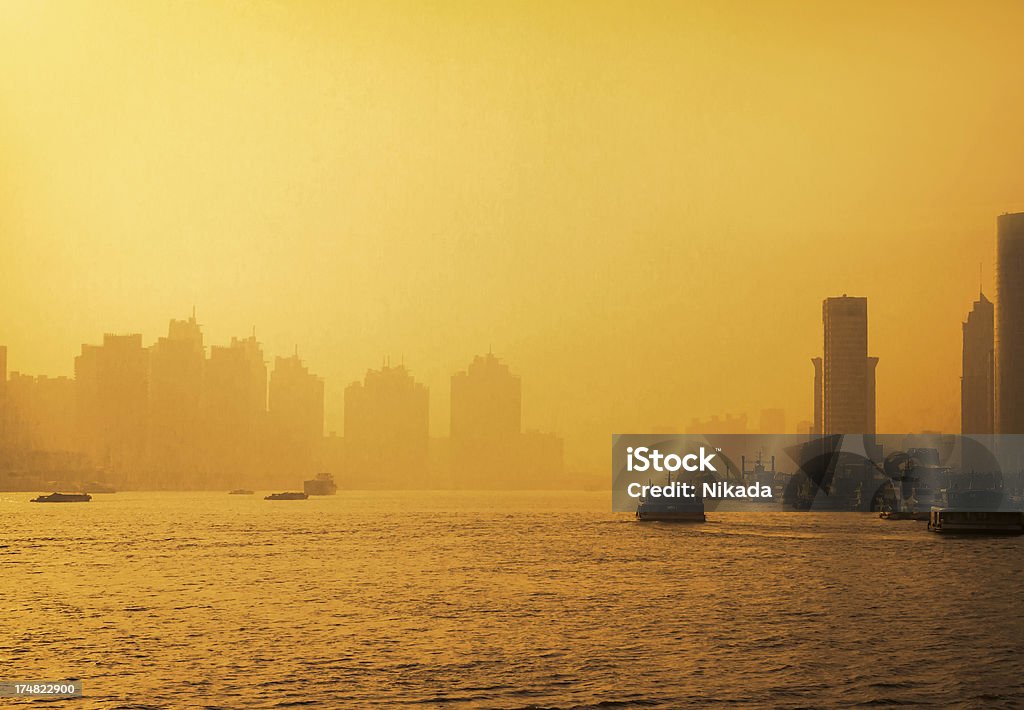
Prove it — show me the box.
[806,211,1024,438]
[687,211,1024,439]
[0,317,563,491]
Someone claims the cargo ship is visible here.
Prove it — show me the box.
[31,492,92,503]
[265,492,308,500]
[303,472,337,496]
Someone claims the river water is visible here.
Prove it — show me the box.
[2,491,1022,708]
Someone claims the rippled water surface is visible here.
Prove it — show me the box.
[2,491,1023,708]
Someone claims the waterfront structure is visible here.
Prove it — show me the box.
[813,295,878,435]
[450,352,521,486]
[996,212,1024,434]
[686,413,751,434]
[203,334,267,489]
[148,312,205,488]
[5,373,77,454]
[344,363,429,488]
[962,292,995,435]
[268,352,325,480]
[75,334,150,484]
[0,345,6,449]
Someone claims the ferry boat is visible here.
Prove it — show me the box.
[228,489,254,495]
[928,483,1023,534]
[265,492,308,500]
[928,508,1024,534]
[636,473,706,522]
[31,492,92,503]
[303,472,337,496]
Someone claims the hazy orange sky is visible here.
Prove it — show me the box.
[2,1,1023,470]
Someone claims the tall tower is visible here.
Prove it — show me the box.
[996,212,1024,434]
[815,295,878,435]
[202,334,267,488]
[962,292,994,435]
[344,364,429,488]
[268,353,325,480]
[450,352,522,486]
[148,313,205,488]
[74,334,149,484]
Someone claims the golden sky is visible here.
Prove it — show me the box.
[2,1,1023,469]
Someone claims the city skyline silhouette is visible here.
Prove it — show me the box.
[5,3,1024,475]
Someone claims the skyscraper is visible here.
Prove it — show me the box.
[202,334,267,488]
[268,352,324,480]
[74,334,150,484]
[962,292,994,435]
[344,363,428,488]
[450,352,522,486]
[0,345,7,448]
[996,212,1024,434]
[813,296,878,435]
[148,312,205,488]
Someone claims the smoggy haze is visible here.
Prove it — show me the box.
[3,1,1024,469]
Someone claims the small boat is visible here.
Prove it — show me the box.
[636,473,706,522]
[879,510,929,521]
[303,472,337,496]
[31,492,92,503]
[265,492,308,500]
[928,508,1024,534]
[228,489,254,495]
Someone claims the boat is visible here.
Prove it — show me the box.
[303,472,337,496]
[264,492,308,500]
[928,480,1023,534]
[636,473,706,522]
[740,450,780,504]
[228,489,254,495]
[928,508,1024,534]
[31,492,92,503]
[879,510,929,521]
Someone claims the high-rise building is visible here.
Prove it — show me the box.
[813,296,878,435]
[268,352,324,481]
[5,373,77,454]
[344,363,428,488]
[450,352,522,486]
[203,334,267,488]
[996,212,1024,434]
[148,312,205,488]
[962,292,995,435]
[75,334,149,484]
[0,345,7,448]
